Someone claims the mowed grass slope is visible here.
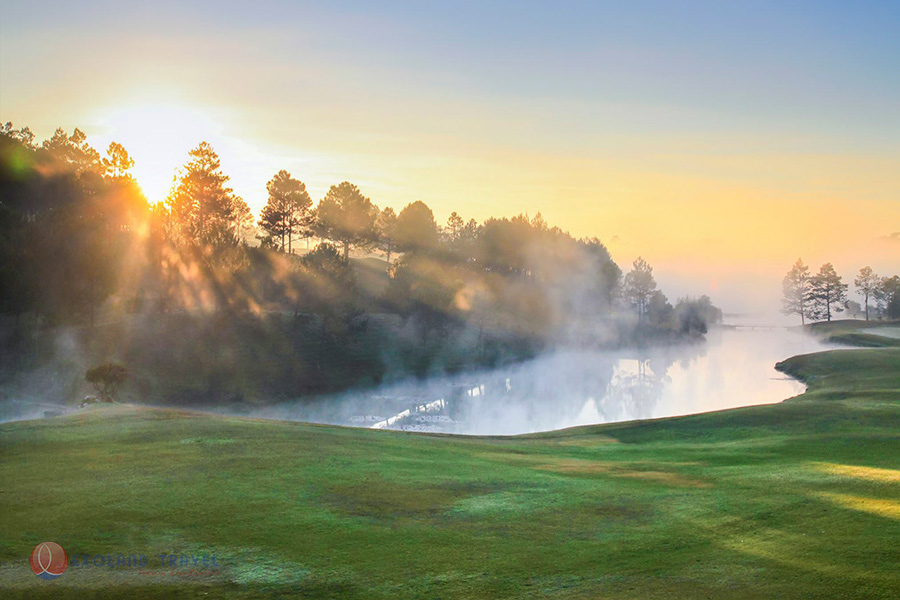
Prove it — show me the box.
[806,319,900,348]
[1,350,899,598]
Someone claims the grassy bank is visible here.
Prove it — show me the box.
[806,319,900,347]
[1,348,898,598]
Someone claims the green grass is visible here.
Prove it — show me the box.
[1,348,899,598]
[806,319,900,347]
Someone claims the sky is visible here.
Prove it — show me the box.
[1,0,898,313]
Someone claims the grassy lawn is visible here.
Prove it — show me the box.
[1,347,898,597]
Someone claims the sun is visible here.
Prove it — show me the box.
[90,102,227,203]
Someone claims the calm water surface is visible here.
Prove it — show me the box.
[255,328,840,435]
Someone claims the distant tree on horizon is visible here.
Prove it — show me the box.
[445,211,464,243]
[443,212,479,260]
[674,295,723,336]
[623,257,657,324]
[875,275,900,319]
[315,182,378,259]
[853,266,880,321]
[781,258,810,325]
[806,263,848,323]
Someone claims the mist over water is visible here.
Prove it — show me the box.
[240,328,836,435]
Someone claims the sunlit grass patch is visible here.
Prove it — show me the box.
[450,490,552,517]
[531,458,710,487]
[717,527,891,581]
[813,462,900,484]
[817,492,900,521]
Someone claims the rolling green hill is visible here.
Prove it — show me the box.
[1,345,898,598]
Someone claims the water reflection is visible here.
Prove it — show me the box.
[0,329,840,431]
[261,328,831,435]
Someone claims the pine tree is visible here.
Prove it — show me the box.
[806,263,848,322]
[853,266,880,321]
[781,258,810,325]
[165,142,251,253]
[258,170,312,253]
[624,257,657,324]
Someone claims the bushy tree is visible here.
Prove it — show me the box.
[85,362,128,402]
[315,182,378,259]
[674,295,723,335]
[646,290,673,328]
[807,263,848,322]
[476,215,532,274]
[395,201,438,252]
[875,275,900,319]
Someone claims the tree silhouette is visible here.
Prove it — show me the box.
[85,362,128,402]
[854,266,880,321]
[623,257,657,323]
[445,212,464,243]
[781,258,810,325]
[164,142,251,256]
[807,263,848,322]
[259,170,312,253]
[395,201,438,252]
[103,142,135,180]
[376,206,398,268]
[875,275,900,319]
[315,182,377,259]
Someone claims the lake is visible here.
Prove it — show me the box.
[257,328,840,435]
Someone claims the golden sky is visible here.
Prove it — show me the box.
[2,1,898,312]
